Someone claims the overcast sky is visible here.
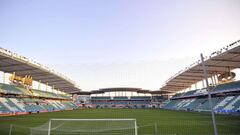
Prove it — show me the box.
[1,0,240,91]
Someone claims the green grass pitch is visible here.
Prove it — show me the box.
[0,109,239,135]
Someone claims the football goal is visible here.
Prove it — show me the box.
[30,119,138,135]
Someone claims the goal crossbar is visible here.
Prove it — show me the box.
[50,118,136,121]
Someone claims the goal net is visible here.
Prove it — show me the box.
[30,119,138,135]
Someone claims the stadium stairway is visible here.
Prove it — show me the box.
[221,95,240,113]
[0,99,10,113]
[0,97,20,112]
[214,96,235,111]
[9,98,25,111]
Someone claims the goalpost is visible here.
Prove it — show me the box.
[31,119,138,135]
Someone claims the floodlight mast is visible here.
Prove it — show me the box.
[200,53,218,135]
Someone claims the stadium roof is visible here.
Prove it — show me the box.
[71,87,146,95]
[160,40,240,93]
[71,87,171,95]
[0,48,81,93]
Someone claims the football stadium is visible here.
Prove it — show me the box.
[0,41,240,135]
[1,1,240,135]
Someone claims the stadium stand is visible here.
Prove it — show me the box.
[90,96,152,108]
[212,80,240,93]
[163,81,240,114]
[0,47,80,116]
[0,83,78,115]
[1,41,240,118]
[130,96,151,100]
[76,81,240,112]
[113,96,129,100]
[0,83,71,100]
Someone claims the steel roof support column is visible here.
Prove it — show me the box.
[215,74,219,84]
[211,77,214,86]
[201,53,218,135]
[52,85,54,93]
[202,80,205,88]
[3,72,5,83]
[38,80,41,90]
[46,83,48,92]
[213,74,217,85]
